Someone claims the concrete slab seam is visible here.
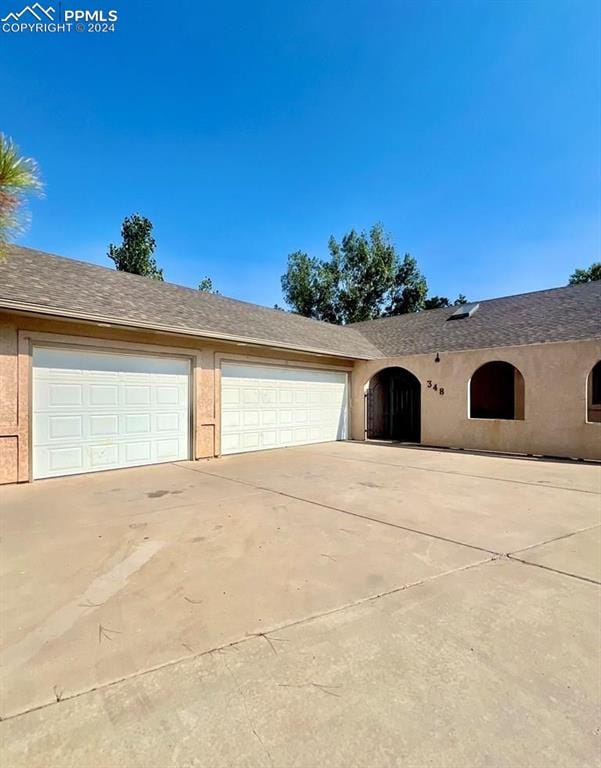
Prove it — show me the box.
[319,451,601,496]
[507,522,601,557]
[505,554,601,586]
[0,555,495,724]
[174,463,502,557]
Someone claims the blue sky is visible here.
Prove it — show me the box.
[2,0,599,307]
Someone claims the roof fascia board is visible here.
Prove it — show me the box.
[0,299,373,361]
[359,334,601,360]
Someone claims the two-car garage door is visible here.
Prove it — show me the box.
[32,347,190,479]
[32,349,348,478]
[221,363,348,455]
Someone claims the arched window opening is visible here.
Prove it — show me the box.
[587,361,601,423]
[469,361,525,420]
[366,367,421,442]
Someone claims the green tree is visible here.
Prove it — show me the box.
[328,226,401,322]
[0,134,43,255]
[281,250,339,322]
[281,224,428,324]
[569,262,601,284]
[107,214,163,280]
[423,293,468,310]
[382,253,428,316]
[198,276,219,293]
[424,296,450,309]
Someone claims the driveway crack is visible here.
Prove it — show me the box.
[505,554,601,585]
[318,451,601,496]
[507,522,601,557]
[0,555,495,723]
[221,651,274,767]
[175,463,500,557]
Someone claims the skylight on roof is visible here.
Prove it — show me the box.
[447,302,480,320]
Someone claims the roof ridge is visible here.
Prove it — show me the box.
[1,245,382,359]
[4,245,599,360]
[348,280,600,328]
[8,244,369,336]
[5,245,292,315]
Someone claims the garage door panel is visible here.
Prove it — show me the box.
[262,410,277,426]
[242,389,260,405]
[156,385,182,405]
[49,383,83,407]
[241,432,260,450]
[278,429,293,443]
[49,415,83,440]
[90,414,119,436]
[33,348,190,479]
[125,413,152,434]
[294,427,309,442]
[222,388,240,406]
[243,410,260,427]
[221,433,240,453]
[124,385,151,406]
[90,384,119,406]
[156,412,183,432]
[261,430,277,446]
[50,446,84,473]
[222,412,241,429]
[88,444,119,468]
[155,438,184,460]
[124,442,152,462]
[221,363,347,455]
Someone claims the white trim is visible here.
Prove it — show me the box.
[0,301,371,360]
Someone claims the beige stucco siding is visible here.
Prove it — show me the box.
[0,312,352,484]
[1,311,599,483]
[351,339,601,461]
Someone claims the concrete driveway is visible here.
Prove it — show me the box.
[1,442,599,767]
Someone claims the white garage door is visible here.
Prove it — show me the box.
[221,363,348,455]
[33,347,190,479]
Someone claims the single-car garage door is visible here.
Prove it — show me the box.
[33,347,190,479]
[221,362,348,455]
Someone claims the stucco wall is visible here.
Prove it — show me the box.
[1,311,599,484]
[351,339,601,461]
[0,312,351,483]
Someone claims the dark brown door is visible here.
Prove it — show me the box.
[390,374,420,441]
[367,368,420,442]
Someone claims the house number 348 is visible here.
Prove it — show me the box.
[426,380,445,395]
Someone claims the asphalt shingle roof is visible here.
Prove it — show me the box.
[349,281,601,356]
[0,245,380,359]
[1,245,599,360]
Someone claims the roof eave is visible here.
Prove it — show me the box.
[0,299,374,361]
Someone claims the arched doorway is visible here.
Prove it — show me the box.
[366,367,421,442]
